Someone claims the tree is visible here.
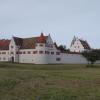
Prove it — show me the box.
[58,45,70,53]
[58,45,66,51]
[82,50,99,65]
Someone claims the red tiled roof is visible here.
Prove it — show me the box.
[0,39,10,50]
[37,33,47,43]
[13,33,48,49]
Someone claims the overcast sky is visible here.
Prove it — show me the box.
[0,0,100,48]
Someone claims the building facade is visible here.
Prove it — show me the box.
[0,33,62,64]
[0,33,92,64]
[70,36,91,52]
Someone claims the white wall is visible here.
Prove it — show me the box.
[18,44,49,64]
[0,50,9,61]
[61,53,88,64]
[70,39,84,52]
[18,43,61,64]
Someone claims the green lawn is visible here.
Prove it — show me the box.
[0,62,100,100]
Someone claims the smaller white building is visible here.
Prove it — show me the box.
[70,36,91,53]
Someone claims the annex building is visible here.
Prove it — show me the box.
[0,33,92,64]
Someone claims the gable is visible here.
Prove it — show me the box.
[70,36,91,50]
[46,34,53,44]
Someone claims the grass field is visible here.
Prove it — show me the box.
[0,62,100,100]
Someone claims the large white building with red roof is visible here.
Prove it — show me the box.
[0,33,93,64]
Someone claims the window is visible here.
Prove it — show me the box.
[51,52,54,55]
[45,51,47,54]
[23,51,26,54]
[11,52,14,54]
[45,44,53,48]
[39,51,43,54]
[50,44,53,48]
[56,58,61,61]
[45,44,49,47]
[56,52,60,55]
[2,52,6,54]
[18,52,22,54]
[27,51,31,54]
[45,51,50,54]
[16,51,22,54]
[33,51,37,54]
[16,51,18,54]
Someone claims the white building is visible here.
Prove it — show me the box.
[0,33,91,64]
[70,36,91,53]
